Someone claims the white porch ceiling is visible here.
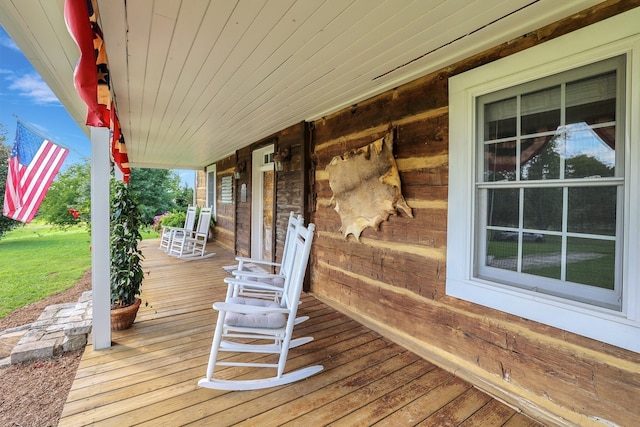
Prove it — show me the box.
[0,0,603,170]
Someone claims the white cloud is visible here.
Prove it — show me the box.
[7,72,60,105]
[0,33,20,52]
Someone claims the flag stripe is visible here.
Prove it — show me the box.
[3,123,69,223]
[19,142,68,222]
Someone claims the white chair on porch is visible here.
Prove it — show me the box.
[228,211,303,302]
[168,206,215,259]
[198,221,322,390]
[159,205,197,252]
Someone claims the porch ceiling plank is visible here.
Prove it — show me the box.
[197,0,412,158]
[135,0,181,159]
[121,0,153,157]
[220,0,492,130]
[155,1,268,160]
[125,0,238,167]
[0,0,604,169]
[210,0,399,132]
[263,0,604,125]
[192,0,320,127]
[173,0,300,162]
[182,0,357,164]
[58,240,540,427]
[139,0,209,164]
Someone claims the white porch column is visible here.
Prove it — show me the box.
[90,126,111,349]
[113,163,124,181]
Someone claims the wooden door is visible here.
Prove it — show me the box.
[262,169,274,260]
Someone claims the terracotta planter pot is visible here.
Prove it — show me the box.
[110,298,142,331]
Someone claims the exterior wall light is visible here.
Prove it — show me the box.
[234,161,246,180]
[273,148,290,172]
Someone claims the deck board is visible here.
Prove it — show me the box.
[59,239,543,426]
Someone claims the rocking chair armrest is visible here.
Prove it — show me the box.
[169,226,195,234]
[212,301,288,314]
[224,277,283,293]
[235,256,281,268]
[229,270,283,280]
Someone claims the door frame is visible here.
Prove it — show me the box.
[251,145,275,260]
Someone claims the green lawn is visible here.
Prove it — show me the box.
[0,223,159,319]
[487,235,615,289]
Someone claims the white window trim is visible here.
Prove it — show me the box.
[447,9,640,353]
[206,164,217,221]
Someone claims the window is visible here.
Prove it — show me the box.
[447,9,640,352]
[220,175,233,204]
[477,56,624,311]
[206,165,216,219]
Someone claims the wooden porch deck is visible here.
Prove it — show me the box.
[59,240,542,426]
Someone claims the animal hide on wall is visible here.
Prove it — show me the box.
[326,131,413,241]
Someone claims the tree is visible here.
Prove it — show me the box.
[38,163,193,228]
[0,124,21,239]
[128,168,192,225]
[39,161,91,228]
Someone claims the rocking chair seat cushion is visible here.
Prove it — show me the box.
[244,275,285,288]
[225,297,286,328]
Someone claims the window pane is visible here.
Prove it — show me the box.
[521,86,561,135]
[566,237,615,290]
[520,133,562,180]
[487,233,518,271]
[568,186,617,235]
[566,72,616,126]
[523,188,562,231]
[487,188,519,227]
[484,140,517,181]
[522,234,561,279]
[484,97,516,140]
[207,171,215,206]
[562,123,616,178]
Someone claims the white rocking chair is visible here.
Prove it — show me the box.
[228,211,303,302]
[198,221,322,390]
[159,205,197,252]
[168,206,215,259]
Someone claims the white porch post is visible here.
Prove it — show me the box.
[90,126,111,349]
[113,163,124,181]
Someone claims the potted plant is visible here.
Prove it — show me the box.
[110,179,145,330]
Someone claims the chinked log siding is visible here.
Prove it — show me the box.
[226,123,307,262]
[310,2,640,426]
[234,146,251,258]
[273,122,306,265]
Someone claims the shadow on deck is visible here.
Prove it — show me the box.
[59,239,542,426]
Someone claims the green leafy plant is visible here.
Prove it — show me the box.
[110,180,145,309]
[154,211,187,232]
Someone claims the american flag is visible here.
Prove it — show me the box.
[3,122,69,223]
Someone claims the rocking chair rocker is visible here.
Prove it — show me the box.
[198,221,322,390]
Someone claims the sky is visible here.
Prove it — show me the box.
[0,25,195,188]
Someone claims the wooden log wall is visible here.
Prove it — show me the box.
[194,170,206,209]
[309,2,640,426]
[274,122,307,263]
[217,123,308,260]
[234,146,252,258]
